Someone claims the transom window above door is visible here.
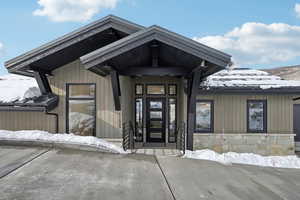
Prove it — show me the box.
[146,84,165,95]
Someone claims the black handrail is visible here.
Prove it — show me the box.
[122,121,135,151]
[176,122,186,155]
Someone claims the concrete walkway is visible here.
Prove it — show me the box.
[1,146,300,200]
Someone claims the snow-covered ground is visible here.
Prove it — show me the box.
[0,74,41,103]
[184,149,300,169]
[0,130,125,154]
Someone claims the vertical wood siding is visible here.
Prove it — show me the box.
[49,60,122,138]
[197,94,293,134]
[0,112,56,133]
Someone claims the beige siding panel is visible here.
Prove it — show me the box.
[196,94,293,134]
[48,60,122,138]
[0,112,56,133]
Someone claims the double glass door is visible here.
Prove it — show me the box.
[146,98,166,143]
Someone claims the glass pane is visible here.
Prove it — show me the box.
[150,101,162,109]
[69,85,95,98]
[150,132,162,139]
[135,98,143,141]
[169,98,176,142]
[136,84,143,95]
[150,111,162,119]
[147,85,165,95]
[69,100,95,136]
[168,85,177,95]
[196,102,211,131]
[249,102,264,131]
[150,121,163,128]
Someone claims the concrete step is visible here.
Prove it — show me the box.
[296,142,300,152]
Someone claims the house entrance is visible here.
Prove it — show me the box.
[146,98,166,143]
[134,82,178,145]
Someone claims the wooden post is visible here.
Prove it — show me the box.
[186,70,202,150]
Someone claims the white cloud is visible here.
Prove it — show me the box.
[295,3,300,18]
[194,22,300,66]
[33,0,119,22]
[0,42,4,57]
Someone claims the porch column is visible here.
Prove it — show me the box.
[186,70,202,150]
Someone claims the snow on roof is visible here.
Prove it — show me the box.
[201,68,300,90]
[0,74,41,103]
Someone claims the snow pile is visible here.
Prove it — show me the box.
[184,149,300,169]
[0,74,41,103]
[202,68,300,89]
[0,130,125,154]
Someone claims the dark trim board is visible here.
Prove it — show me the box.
[65,83,97,136]
[194,100,214,133]
[247,99,267,133]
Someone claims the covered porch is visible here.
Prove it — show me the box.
[80,25,231,150]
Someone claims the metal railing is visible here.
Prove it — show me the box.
[176,122,186,155]
[122,121,135,151]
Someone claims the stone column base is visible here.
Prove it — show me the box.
[193,133,295,156]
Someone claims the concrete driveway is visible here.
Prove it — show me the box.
[0,146,300,200]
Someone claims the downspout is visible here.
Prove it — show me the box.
[46,111,59,133]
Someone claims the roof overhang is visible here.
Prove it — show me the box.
[80,26,231,77]
[5,15,144,76]
[0,94,58,112]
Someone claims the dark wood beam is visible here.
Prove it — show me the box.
[119,66,189,76]
[110,70,121,111]
[186,69,202,150]
[89,66,109,76]
[33,70,52,95]
[150,41,159,67]
[30,65,53,76]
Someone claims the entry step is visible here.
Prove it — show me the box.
[296,142,300,152]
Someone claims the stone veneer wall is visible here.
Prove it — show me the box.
[193,134,295,155]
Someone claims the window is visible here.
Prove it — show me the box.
[135,84,143,95]
[195,100,213,133]
[247,100,267,133]
[146,84,165,95]
[66,84,96,136]
[168,98,177,143]
[135,98,143,142]
[168,84,177,95]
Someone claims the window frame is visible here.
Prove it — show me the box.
[247,100,267,133]
[66,83,96,136]
[135,84,144,95]
[195,100,214,133]
[168,84,177,96]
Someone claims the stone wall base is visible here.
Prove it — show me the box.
[193,134,295,156]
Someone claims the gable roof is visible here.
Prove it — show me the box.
[80,25,231,72]
[200,68,300,94]
[5,15,144,76]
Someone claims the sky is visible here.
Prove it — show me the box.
[1,0,300,75]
